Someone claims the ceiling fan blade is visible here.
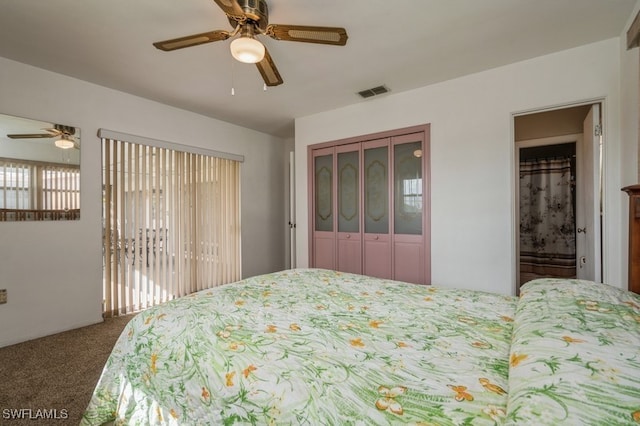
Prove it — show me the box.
[213,0,246,22]
[44,128,63,136]
[266,24,348,46]
[153,30,231,51]
[7,133,53,139]
[256,48,283,87]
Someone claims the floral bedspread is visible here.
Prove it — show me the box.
[82,269,516,425]
[505,278,640,425]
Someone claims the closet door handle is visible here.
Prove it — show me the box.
[577,227,586,234]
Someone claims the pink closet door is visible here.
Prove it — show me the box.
[392,133,428,284]
[336,144,362,274]
[312,147,335,270]
[363,138,392,279]
[309,124,431,285]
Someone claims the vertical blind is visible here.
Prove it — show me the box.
[0,159,80,210]
[42,164,81,210]
[102,137,241,317]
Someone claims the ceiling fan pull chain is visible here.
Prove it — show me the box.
[231,59,236,96]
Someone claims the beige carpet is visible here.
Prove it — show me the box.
[0,315,134,426]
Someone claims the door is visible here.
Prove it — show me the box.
[392,133,426,283]
[312,147,335,269]
[336,144,362,274]
[308,124,431,285]
[514,103,602,289]
[576,104,601,280]
[363,138,392,279]
[288,151,296,268]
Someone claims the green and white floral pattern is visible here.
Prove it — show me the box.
[82,269,516,425]
[83,271,640,425]
[505,278,640,425]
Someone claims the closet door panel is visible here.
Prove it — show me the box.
[393,138,423,235]
[364,235,392,279]
[312,148,335,269]
[364,145,389,234]
[394,235,424,283]
[338,236,361,273]
[392,133,427,283]
[314,235,336,269]
[309,124,430,285]
[336,146,362,274]
[363,138,391,279]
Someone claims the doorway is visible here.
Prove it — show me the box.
[514,102,602,291]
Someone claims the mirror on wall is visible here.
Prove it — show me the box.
[0,113,80,221]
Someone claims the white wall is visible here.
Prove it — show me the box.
[0,57,286,347]
[295,38,629,296]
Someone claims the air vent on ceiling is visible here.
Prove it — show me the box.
[357,85,390,99]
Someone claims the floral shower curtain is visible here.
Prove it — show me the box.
[519,157,576,284]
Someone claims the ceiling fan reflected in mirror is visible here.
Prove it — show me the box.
[152,0,348,87]
[7,124,79,150]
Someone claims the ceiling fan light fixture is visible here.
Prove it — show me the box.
[152,0,348,87]
[230,36,265,63]
[54,135,74,149]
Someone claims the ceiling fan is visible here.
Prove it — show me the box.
[152,0,348,87]
[7,124,78,149]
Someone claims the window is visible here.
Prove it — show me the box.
[0,162,31,209]
[402,178,423,212]
[42,166,80,210]
[0,159,80,220]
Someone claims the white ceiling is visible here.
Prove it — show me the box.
[0,0,636,139]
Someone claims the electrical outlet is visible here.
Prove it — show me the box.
[0,289,6,304]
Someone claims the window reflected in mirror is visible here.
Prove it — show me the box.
[0,113,80,221]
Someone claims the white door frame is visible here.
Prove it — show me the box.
[288,151,297,268]
[511,100,604,295]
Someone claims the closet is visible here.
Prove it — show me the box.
[308,125,430,285]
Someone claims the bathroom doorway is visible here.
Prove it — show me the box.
[514,102,602,291]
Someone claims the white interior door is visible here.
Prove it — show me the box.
[576,104,601,281]
[289,151,296,268]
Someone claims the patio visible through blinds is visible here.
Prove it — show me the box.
[102,138,241,317]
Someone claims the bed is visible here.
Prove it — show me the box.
[82,268,640,425]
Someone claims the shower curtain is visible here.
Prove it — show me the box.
[519,157,576,284]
